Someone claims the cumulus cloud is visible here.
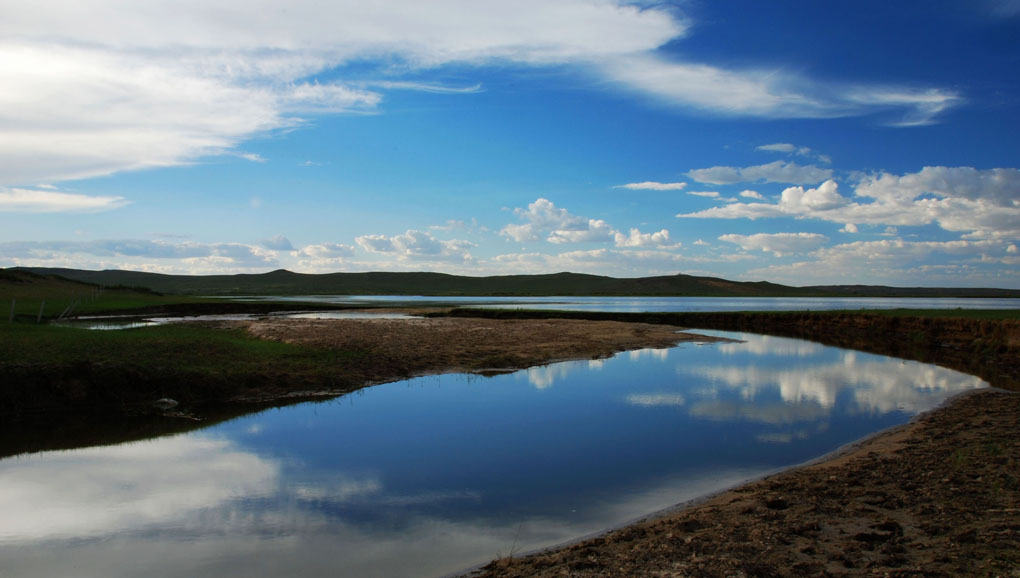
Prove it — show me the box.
[0,187,128,212]
[261,235,294,251]
[614,228,677,248]
[1,1,959,186]
[547,219,615,244]
[718,232,829,256]
[355,229,474,262]
[678,167,1020,240]
[687,191,721,198]
[687,161,833,185]
[616,181,687,191]
[501,198,616,244]
[294,243,356,259]
[739,190,763,199]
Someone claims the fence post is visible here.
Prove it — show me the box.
[8,299,14,323]
[37,300,46,323]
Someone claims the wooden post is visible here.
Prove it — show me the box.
[8,299,13,323]
[37,300,46,323]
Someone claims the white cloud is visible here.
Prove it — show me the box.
[602,53,957,124]
[614,228,677,248]
[294,243,356,259]
[501,198,617,245]
[0,187,129,213]
[1,1,959,186]
[756,143,796,153]
[428,220,466,231]
[0,239,279,272]
[738,239,1017,287]
[739,190,763,199]
[687,191,721,198]
[615,181,687,191]
[688,161,833,185]
[840,223,859,234]
[718,232,829,256]
[261,235,294,251]
[679,167,1020,240]
[547,219,615,244]
[355,229,474,262]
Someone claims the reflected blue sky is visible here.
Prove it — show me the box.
[0,332,986,577]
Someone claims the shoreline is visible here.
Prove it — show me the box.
[470,387,1019,577]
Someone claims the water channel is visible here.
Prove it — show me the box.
[0,330,987,577]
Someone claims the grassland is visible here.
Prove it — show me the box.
[0,268,210,320]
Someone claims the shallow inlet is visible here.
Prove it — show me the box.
[0,331,987,578]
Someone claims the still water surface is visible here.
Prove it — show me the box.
[0,331,987,577]
[237,294,1020,312]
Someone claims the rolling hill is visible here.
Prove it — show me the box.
[10,267,1020,298]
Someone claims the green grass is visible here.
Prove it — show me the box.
[0,322,351,376]
[0,269,211,319]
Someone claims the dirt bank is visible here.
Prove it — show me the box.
[475,389,1020,577]
[235,316,710,387]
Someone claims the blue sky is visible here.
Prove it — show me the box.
[1,0,1019,287]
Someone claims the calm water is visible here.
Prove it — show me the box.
[0,331,987,577]
[234,294,1020,312]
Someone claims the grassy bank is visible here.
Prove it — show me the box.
[0,322,364,418]
[442,308,1020,391]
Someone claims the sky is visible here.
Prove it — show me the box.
[1,1,1019,288]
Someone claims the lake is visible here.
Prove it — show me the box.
[231,294,1020,312]
[0,330,987,577]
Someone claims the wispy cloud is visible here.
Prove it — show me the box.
[615,181,687,191]
[756,143,831,164]
[688,161,833,185]
[0,188,129,213]
[0,1,959,186]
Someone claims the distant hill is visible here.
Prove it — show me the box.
[10,267,1020,298]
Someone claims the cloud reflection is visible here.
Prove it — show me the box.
[0,436,279,543]
[664,334,986,424]
[627,348,672,362]
[716,333,823,357]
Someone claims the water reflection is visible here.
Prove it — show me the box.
[676,332,985,415]
[0,332,987,577]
